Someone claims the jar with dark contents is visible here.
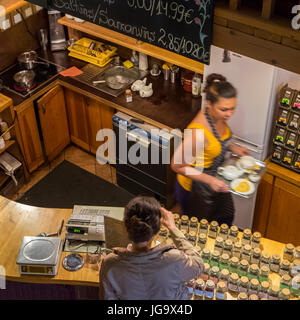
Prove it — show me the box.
[238,276,249,293]
[214,237,224,255]
[199,219,208,236]
[279,288,291,300]
[194,278,205,300]
[180,215,189,232]
[251,247,261,265]
[208,221,219,239]
[258,281,270,299]
[215,281,227,300]
[229,225,239,242]
[249,294,259,301]
[242,229,252,246]
[279,259,291,276]
[198,233,207,250]
[237,292,248,300]
[283,243,295,262]
[188,231,197,246]
[204,280,215,300]
[228,273,239,294]
[219,268,230,286]
[232,241,242,259]
[241,244,252,262]
[268,286,280,300]
[248,278,260,296]
[209,266,220,285]
[259,265,270,283]
[201,248,211,264]
[270,254,281,273]
[185,279,195,299]
[218,223,229,241]
[251,232,261,249]
[260,252,271,269]
[189,216,198,232]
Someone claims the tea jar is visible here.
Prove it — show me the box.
[259,265,270,283]
[188,231,197,245]
[201,262,211,281]
[220,268,230,285]
[237,292,248,300]
[279,259,290,276]
[198,233,207,250]
[194,278,205,300]
[270,254,281,273]
[228,273,239,293]
[209,266,220,284]
[241,228,252,245]
[189,216,198,232]
[280,274,292,290]
[215,281,227,300]
[251,232,261,249]
[258,281,270,299]
[232,241,242,259]
[248,278,260,295]
[283,243,295,262]
[219,253,230,270]
[241,244,252,262]
[249,264,259,280]
[238,276,249,293]
[251,247,261,265]
[199,219,208,236]
[268,286,279,300]
[210,250,221,267]
[223,239,233,256]
[214,237,224,255]
[208,221,219,239]
[218,223,229,241]
[180,215,189,232]
[204,280,215,300]
[279,288,291,300]
[229,256,239,274]
[249,294,259,300]
[229,225,239,242]
[201,248,211,264]
[260,252,270,268]
[239,259,249,277]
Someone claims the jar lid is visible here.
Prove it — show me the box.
[252,232,261,238]
[271,286,280,293]
[190,217,198,223]
[200,219,208,225]
[221,253,230,260]
[260,265,270,273]
[286,243,295,251]
[238,292,248,300]
[221,268,230,276]
[250,264,259,271]
[262,252,270,259]
[234,242,242,248]
[181,215,189,221]
[282,274,291,281]
[261,281,270,288]
[217,281,226,289]
[281,288,291,296]
[206,280,215,288]
[210,221,219,227]
[173,213,180,220]
[189,231,196,237]
[125,89,131,94]
[240,276,249,283]
[225,239,233,246]
[231,257,239,264]
[196,278,204,286]
[253,247,261,254]
[243,228,252,235]
[230,273,239,280]
[240,259,249,266]
[203,248,210,254]
[272,254,280,261]
[216,237,224,243]
[211,266,219,273]
[282,259,290,266]
[244,244,252,251]
[199,233,206,240]
[249,294,259,300]
[220,223,229,230]
[250,278,259,286]
[230,225,238,232]
[212,250,221,257]
[204,263,210,270]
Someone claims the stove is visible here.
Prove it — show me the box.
[0,58,62,98]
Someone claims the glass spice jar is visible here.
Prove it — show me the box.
[237,292,248,300]
[259,265,270,283]
[125,89,133,102]
[220,269,230,286]
[208,221,219,239]
[198,233,207,250]
[258,281,270,299]
[180,215,189,232]
[215,281,227,300]
[214,237,224,255]
[238,276,249,293]
[232,241,242,259]
[223,239,233,257]
[189,216,199,232]
[229,225,239,242]
[248,278,260,296]
[242,228,252,246]
[210,250,221,267]
[268,286,280,300]
[204,280,215,300]
[279,288,291,300]
[209,266,220,285]
[219,253,230,271]
[251,247,261,265]
[199,219,208,236]
[201,263,211,281]
[279,259,291,276]
[188,231,197,245]
[194,278,205,300]
[291,277,300,297]
[218,224,229,241]
[239,259,249,277]
[241,244,252,262]
[249,264,259,280]
[280,274,292,290]
[283,243,295,262]
[251,232,261,249]
[201,248,211,264]
[228,273,239,294]
[270,254,281,273]
[229,257,240,274]
[249,294,259,300]
[260,252,271,268]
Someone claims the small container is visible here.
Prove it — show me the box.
[214,237,224,255]
[188,231,197,245]
[199,219,208,236]
[238,276,249,293]
[201,263,211,281]
[228,273,239,293]
[194,278,205,300]
[220,269,230,286]
[125,89,133,102]
[251,232,261,249]
[239,259,249,277]
[204,280,215,300]
[279,259,290,276]
[215,281,227,300]
[268,286,279,300]
[186,279,195,299]
[249,264,259,280]
[258,281,270,299]
[242,229,252,245]
[198,233,207,250]
[250,247,261,265]
[229,225,239,242]
[229,256,239,274]
[259,265,270,283]
[237,292,248,300]
[283,243,295,262]
[180,215,189,232]
[280,274,292,290]
[248,278,260,295]
[291,277,300,297]
[189,216,198,232]
[223,239,233,257]
[279,288,291,300]
[241,244,252,262]
[219,253,230,270]
[260,252,270,268]
[249,294,259,300]
[218,224,229,241]
[210,250,221,267]
[209,266,220,284]
[232,241,242,259]
[208,221,219,239]
[270,254,281,273]
[201,248,211,264]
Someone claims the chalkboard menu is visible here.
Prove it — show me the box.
[33,0,214,65]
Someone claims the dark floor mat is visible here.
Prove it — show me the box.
[17,161,134,209]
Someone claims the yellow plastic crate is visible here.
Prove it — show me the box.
[68,37,117,67]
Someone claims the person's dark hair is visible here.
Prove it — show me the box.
[204,73,237,104]
[124,196,161,243]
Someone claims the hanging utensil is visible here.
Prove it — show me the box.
[18,51,50,70]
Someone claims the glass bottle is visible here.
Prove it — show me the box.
[237,292,248,300]
[239,259,249,277]
[223,239,233,257]
[249,264,259,280]
[279,288,291,300]
[209,266,220,285]
[279,259,290,276]
[249,294,259,300]
[229,225,239,242]
[201,248,211,264]
[260,252,270,268]
[294,246,300,262]
[186,279,195,299]
[219,253,230,271]
[204,280,215,300]
[248,278,260,296]
[189,216,198,232]
[208,221,219,239]
[283,243,295,262]
[220,269,230,286]
[194,278,205,300]
[251,247,261,265]
[280,274,291,290]
[228,273,239,294]
[180,215,189,232]
[198,233,207,250]
[251,232,261,249]
[199,219,208,236]
[210,250,221,267]
[232,241,242,259]
[215,281,227,300]
[238,276,249,293]
[268,286,279,300]
[241,244,252,262]
[219,224,229,241]
[270,254,281,273]
[291,277,300,297]
[258,281,270,299]
[229,257,240,274]
[214,237,224,255]
[188,231,197,246]
[241,229,252,246]
[259,265,270,283]
[201,263,211,281]
[125,89,133,102]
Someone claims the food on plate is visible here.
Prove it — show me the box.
[233,179,250,193]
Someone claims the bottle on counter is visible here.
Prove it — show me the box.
[251,232,261,249]
[189,216,198,232]
[208,221,219,239]
[219,253,230,271]
[204,280,215,300]
[218,223,229,241]
[188,231,197,246]
[229,256,240,274]
[209,266,220,285]
[232,241,242,259]
[241,229,252,246]
[214,237,224,255]
[199,219,209,236]
[259,265,270,283]
[249,264,259,280]
[249,294,259,301]
[192,72,201,97]
[198,233,207,250]
[173,213,180,229]
[239,259,249,277]
[186,279,195,299]
[194,278,205,300]
[125,89,133,103]
[223,239,233,257]
[268,286,280,300]
[201,262,211,281]
[251,247,262,265]
[228,225,239,242]
[270,254,281,273]
[241,244,252,262]
[201,248,211,264]
[220,268,230,286]
[248,278,260,296]
[180,215,189,232]
[260,252,271,268]
[279,288,291,300]
[280,274,292,290]
[210,250,221,267]
[130,50,139,66]
[228,273,239,294]
[215,281,227,300]
[279,259,291,276]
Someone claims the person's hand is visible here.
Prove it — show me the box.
[230,145,250,157]
[161,207,176,230]
[208,176,230,193]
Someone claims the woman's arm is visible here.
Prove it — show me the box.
[228,144,250,156]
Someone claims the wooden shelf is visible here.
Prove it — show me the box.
[0,140,16,155]
[58,17,204,74]
[0,94,12,113]
[1,0,26,14]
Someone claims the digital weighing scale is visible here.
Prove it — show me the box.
[16,237,63,276]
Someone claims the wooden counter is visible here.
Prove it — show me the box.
[0,0,26,14]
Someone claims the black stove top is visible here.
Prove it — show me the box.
[0,58,61,98]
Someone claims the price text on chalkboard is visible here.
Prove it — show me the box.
[39,0,214,64]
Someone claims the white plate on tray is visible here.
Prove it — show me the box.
[230,178,255,196]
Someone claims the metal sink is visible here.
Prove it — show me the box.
[75,64,148,97]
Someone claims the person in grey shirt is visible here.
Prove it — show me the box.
[99,196,204,300]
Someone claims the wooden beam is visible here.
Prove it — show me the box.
[229,0,241,11]
[262,0,276,20]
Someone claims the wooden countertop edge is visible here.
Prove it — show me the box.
[1,0,26,14]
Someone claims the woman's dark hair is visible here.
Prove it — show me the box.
[204,73,237,104]
[124,196,161,243]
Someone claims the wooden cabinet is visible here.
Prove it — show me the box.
[64,88,90,152]
[15,101,44,173]
[37,85,70,162]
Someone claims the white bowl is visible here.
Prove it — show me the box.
[248,174,261,183]
[240,156,256,169]
[65,14,74,19]
[74,17,84,23]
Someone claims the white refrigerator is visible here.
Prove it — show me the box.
[203,45,300,230]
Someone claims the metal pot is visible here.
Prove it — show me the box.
[13,70,36,90]
[18,51,49,70]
